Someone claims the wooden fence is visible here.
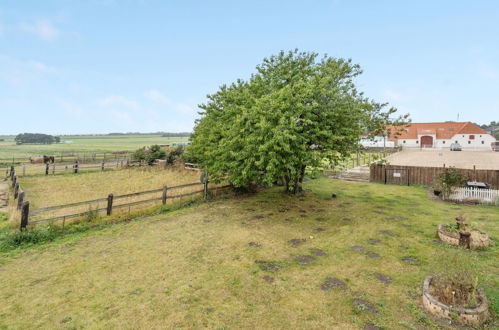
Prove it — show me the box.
[370,164,499,189]
[447,187,499,205]
[0,151,132,168]
[6,159,133,177]
[5,166,230,230]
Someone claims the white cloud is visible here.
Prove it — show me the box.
[145,89,171,105]
[99,95,140,111]
[20,20,60,41]
[28,60,55,72]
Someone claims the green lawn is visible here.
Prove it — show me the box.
[0,134,189,159]
[0,178,497,329]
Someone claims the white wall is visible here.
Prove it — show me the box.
[360,137,394,148]
[395,133,496,150]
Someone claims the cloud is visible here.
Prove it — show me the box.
[145,89,171,105]
[20,20,60,41]
[99,95,140,111]
[28,60,55,72]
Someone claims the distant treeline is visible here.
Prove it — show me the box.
[15,133,60,145]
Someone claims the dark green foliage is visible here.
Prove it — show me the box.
[166,146,185,164]
[0,226,61,250]
[190,49,408,194]
[132,144,167,165]
[437,168,467,198]
[15,133,58,145]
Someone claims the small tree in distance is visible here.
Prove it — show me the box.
[189,50,409,194]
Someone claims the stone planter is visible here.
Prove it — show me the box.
[437,224,490,249]
[422,276,489,326]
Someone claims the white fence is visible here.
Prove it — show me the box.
[448,187,499,205]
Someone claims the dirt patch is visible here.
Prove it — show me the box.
[296,255,314,265]
[315,217,327,222]
[203,219,212,223]
[367,252,380,259]
[374,273,392,284]
[245,208,255,212]
[364,323,382,330]
[351,245,365,252]
[248,242,261,248]
[315,208,325,213]
[255,260,281,272]
[314,227,326,232]
[299,209,307,213]
[379,230,395,236]
[367,239,381,245]
[288,239,306,247]
[261,275,274,283]
[353,299,378,314]
[252,215,264,220]
[342,218,352,222]
[320,277,347,291]
[402,256,419,265]
[310,248,326,256]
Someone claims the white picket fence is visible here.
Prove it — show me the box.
[448,187,499,205]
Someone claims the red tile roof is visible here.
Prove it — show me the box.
[386,122,487,141]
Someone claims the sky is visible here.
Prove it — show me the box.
[1,0,498,135]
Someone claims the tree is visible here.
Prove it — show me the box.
[132,145,166,165]
[14,133,56,144]
[189,50,409,194]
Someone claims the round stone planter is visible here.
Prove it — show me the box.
[422,276,489,326]
[437,224,490,249]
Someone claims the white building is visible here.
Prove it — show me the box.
[386,122,496,150]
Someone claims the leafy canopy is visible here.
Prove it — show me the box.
[190,50,408,193]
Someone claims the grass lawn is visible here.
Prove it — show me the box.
[0,178,497,329]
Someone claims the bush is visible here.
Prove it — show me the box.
[166,146,185,164]
[132,145,167,165]
[437,168,467,198]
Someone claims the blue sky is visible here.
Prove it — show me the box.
[1,0,498,134]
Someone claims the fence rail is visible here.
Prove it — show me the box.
[5,165,230,230]
[370,164,499,189]
[447,187,499,205]
[0,151,132,167]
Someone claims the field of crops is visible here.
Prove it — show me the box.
[0,134,189,159]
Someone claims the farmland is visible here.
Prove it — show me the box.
[0,178,497,329]
[0,134,189,159]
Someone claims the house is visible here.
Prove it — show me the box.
[386,122,496,150]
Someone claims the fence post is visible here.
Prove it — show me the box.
[22,165,26,177]
[12,174,16,188]
[45,163,49,175]
[17,191,24,210]
[14,182,19,199]
[203,172,209,199]
[162,185,167,205]
[101,160,105,171]
[20,201,29,231]
[10,166,14,180]
[74,160,79,174]
[106,193,114,216]
[52,163,55,175]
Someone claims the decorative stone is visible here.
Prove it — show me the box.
[437,224,490,249]
[422,276,489,326]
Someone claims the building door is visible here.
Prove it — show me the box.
[420,136,433,148]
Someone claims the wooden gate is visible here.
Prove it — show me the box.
[384,168,410,186]
[420,136,433,148]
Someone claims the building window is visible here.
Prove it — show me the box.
[403,140,406,143]
[416,140,419,144]
[455,141,458,143]
[462,135,465,137]
[469,135,475,140]
[468,141,471,144]
[480,135,482,137]
[442,141,446,144]
[482,141,485,144]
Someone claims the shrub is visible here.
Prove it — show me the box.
[0,226,61,250]
[132,145,167,165]
[437,168,467,198]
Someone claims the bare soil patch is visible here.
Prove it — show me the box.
[320,277,347,291]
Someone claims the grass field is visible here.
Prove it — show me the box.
[0,178,497,329]
[9,167,202,225]
[0,134,189,159]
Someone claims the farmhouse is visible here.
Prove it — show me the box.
[387,122,496,149]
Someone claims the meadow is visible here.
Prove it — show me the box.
[8,166,203,226]
[0,178,497,329]
[0,134,189,159]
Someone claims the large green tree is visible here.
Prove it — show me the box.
[190,50,408,193]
